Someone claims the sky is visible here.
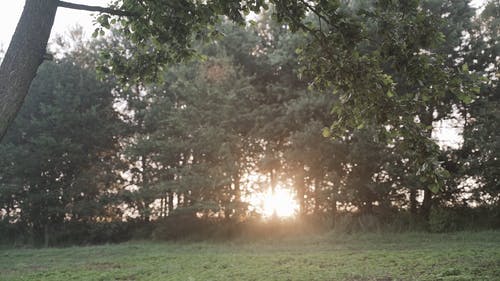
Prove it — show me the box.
[0,0,110,49]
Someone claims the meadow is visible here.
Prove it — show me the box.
[1,231,499,281]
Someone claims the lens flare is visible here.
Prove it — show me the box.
[248,185,299,219]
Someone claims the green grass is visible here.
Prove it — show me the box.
[1,231,499,281]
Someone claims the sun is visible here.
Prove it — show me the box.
[247,185,299,219]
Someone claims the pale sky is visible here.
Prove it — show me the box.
[0,0,110,50]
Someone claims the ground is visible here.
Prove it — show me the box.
[1,231,499,281]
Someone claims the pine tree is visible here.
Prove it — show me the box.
[0,53,124,245]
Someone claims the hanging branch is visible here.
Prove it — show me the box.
[58,1,135,17]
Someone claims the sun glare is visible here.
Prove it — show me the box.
[248,185,299,219]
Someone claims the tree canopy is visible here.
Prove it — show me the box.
[0,0,498,245]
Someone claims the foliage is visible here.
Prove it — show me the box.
[93,1,477,194]
[1,1,499,246]
[0,48,125,245]
[98,0,269,83]
[458,0,500,205]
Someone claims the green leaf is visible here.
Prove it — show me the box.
[458,93,473,104]
[322,127,331,138]
[92,28,99,38]
[386,89,394,97]
[381,74,393,86]
[429,183,440,194]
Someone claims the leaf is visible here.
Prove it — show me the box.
[98,14,111,29]
[322,127,331,138]
[428,183,440,194]
[386,89,394,97]
[458,93,473,104]
[100,52,111,60]
[381,74,393,86]
[92,28,100,38]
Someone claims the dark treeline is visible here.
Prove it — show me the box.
[0,1,499,246]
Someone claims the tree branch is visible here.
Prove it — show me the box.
[58,1,135,17]
[298,0,330,26]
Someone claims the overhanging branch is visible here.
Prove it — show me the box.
[58,1,134,17]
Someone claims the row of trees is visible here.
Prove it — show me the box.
[0,1,498,245]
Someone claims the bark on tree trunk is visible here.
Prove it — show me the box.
[421,188,433,220]
[0,0,59,140]
[167,190,173,215]
[295,165,306,218]
[330,184,337,227]
[233,169,241,218]
[409,188,417,216]
[314,177,321,215]
[140,156,151,222]
[419,110,435,221]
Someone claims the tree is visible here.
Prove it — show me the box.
[122,51,259,220]
[0,50,124,245]
[0,0,265,140]
[459,0,500,205]
[1,1,478,170]
[0,0,59,140]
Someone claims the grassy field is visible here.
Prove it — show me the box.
[1,231,499,281]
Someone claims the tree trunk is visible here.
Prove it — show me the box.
[177,192,182,208]
[270,169,278,219]
[160,197,165,218]
[330,184,337,227]
[363,200,373,214]
[421,188,433,220]
[314,177,321,215]
[295,165,306,217]
[167,190,173,215]
[419,110,435,221]
[233,169,241,218]
[44,223,50,248]
[409,188,417,216]
[0,0,59,140]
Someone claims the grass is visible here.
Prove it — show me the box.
[1,231,499,281]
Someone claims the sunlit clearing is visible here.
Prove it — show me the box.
[248,185,299,219]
